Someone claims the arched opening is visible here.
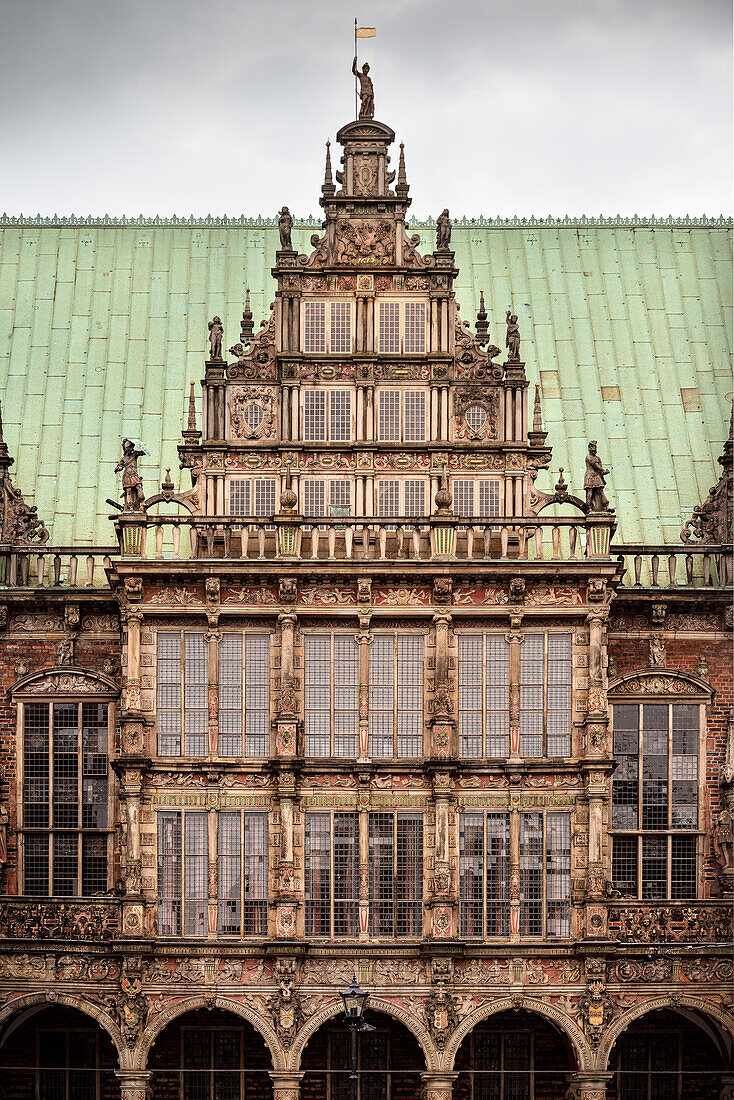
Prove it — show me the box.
[453,1010,577,1100]
[148,1007,274,1099]
[301,1009,426,1100]
[607,1008,731,1099]
[0,1004,120,1099]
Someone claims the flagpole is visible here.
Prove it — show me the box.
[354,18,358,119]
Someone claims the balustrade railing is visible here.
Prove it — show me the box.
[0,546,115,589]
[608,900,732,943]
[613,544,732,589]
[0,897,121,940]
[115,514,610,564]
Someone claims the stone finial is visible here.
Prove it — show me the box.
[396,143,409,198]
[240,289,254,342]
[187,383,197,432]
[435,473,453,515]
[280,487,298,513]
[475,290,489,342]
[322,141,335,198]
[555,468,568,496]
[162,468,174,494]
[533,384,543,432]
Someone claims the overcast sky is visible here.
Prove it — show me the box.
[1,0,731,219]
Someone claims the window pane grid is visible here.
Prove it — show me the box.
[404,302,426,353]
[330,303,352,354]
[612,702,700,900]
[219,635,242,756]
[304,301,326,353]
[304,389,326,441]
[184,813,208,936]
[378,391,400,442]
[378,301,400,353]
[329,388,352,441]
[305,634,358,757]
[403,391,426,442]
[245,635,270,757]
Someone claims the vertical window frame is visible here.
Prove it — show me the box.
[156,630,208,758]
[519,632,572,758]
[369,631,425,760]
[20,698,113,898]
[302,300,354,355]
[304,632,359,758]
[376,389,427,443]
[458,633,510,759]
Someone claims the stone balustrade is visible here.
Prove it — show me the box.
[613,543,732,588]
[0,545,114,588]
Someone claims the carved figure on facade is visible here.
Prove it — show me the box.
[424,988,458,1049]
[436,209,451,250]
[208,316,224,362]
[115,439,146,511]
[227,315,277,378]
[278,207,294,250]
[648,633,666,668]
[505,310,521,361]
[584,442,611,512]
[229,387,277,440]
[109,973,148,1048]
[352,57,375,118]
[681,417,732,546]
[713,809,733,869]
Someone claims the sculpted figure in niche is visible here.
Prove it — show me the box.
[505,310,521,361]
[352,57,374,119]
[713,809,733,869]
[115,438,146,511]
[436,209,451,250]
[278,206,293,250]
[584,441,611,512]
[208,316,224,361]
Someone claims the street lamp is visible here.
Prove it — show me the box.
[341,975,374,1100]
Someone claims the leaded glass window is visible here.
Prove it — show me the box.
[616,1031,680,1100]
[181,1028,249,1100]
[369,633,424,758]
[611,702,700,899]
[22,701,111,897]
[377,389,426,441]
[376,301,427,355]
[376,478,427,517]
[157,632,208,756]
[304,301,326,353]
[452,479,502,519]
[304,634,359,757]
[303,301,352,354]
[158,810,268,938]
[218,633,270,757]
[369,812,423,937]
[459,813,510,936]
[464,1030,532,1100]
[303,389,352,441]
[228,477,278,518]
[304,812,359,937]
[458,634,510,758]
[37,1030,101,1100]
[519,633,572,757]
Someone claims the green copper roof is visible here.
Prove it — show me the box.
[0,223,730,547]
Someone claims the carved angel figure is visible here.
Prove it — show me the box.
[114,439,146,511]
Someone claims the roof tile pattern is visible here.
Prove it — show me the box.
[0,224,730,546]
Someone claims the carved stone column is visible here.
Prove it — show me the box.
[358,781,370,937]
[564,1072,612,1100]
[507,610,523,761]
[274,770,299,938]
[275,611,298,757]
[269,1072,304,1100]
[355,613,372,761]
[421,1072,458,1100]
[508,782,521,939]
[428,771,455,938]
[115,1071,153,1100]
[429,611,455,759]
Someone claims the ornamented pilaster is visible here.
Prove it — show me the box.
[274,770,299,938]
[355,612,372,761]
[428,770,455,938]
[120,767,143,896]
[506,610,523,760]
[508,781,522,939]
[429,611,454,759]
[275,611,299,757]
[358,780,370,936]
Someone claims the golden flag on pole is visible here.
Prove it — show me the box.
[356,26,376,37]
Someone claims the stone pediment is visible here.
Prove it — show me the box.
[336,119,395,144]
[11,665,119,696]
[608,669,714,698]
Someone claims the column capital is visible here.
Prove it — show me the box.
[269,1071,305,1100]
[115,1070,153,1100]
[421,1072,459,1099]
[565,1071,613,1100]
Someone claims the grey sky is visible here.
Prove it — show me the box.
[1,0,731,219]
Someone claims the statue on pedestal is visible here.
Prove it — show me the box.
[278,207,293,250]
[352,57,374,119]
[208,316,224,362]
[436,209,451,250]
[115,439,146,511]
[505,310,521,361]
[584,441,610,512]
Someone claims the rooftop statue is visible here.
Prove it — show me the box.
[436,209,451,250]
[208,316,224,362]
[505,310,521,361]
[352,56,375,119]
[115,438,146,511]
[278,206,293,251]
[584,441,610,512]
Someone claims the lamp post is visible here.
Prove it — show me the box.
[341,975,374,1100]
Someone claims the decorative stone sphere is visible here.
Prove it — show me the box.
[435,486,453,511]
[280,488,297,511]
